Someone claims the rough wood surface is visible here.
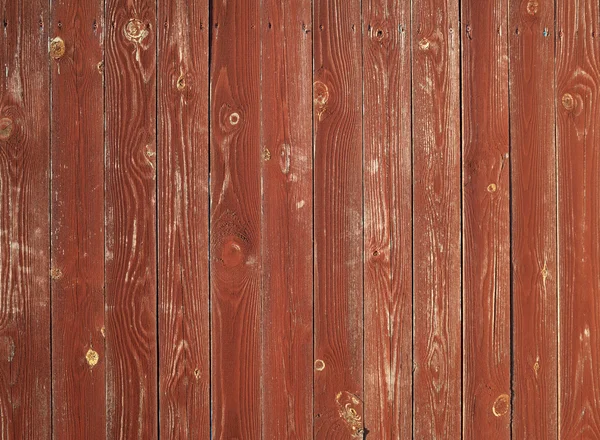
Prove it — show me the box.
[157,0,210,438]
[50,0,105,438]
[209,0,262,437]
[411,0,461,437]
[362,0,412,437]
[260,0,313,438]
[461,0,511,437]
[104,0,158,438]
[312,0,364,438]
[0,0,51,438]
[556,0,600,437]
[509,0,558,437]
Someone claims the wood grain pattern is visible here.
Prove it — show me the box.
[157,0,210,438]
[509,0,557,437]
[411,0,461,438]
[362,0,412,437]
[104,0,158,438]
[313,1,364,437]
[209,0,261,438]
[461,0,511,436]
[0,0,51,438]
[260,0,313,438]
[50,0,105,438]
[556,0,600,437]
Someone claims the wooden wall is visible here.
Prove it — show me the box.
[0,0,599,438]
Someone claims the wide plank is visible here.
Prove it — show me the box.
[411,0,461,437]
[210,0,262,437]
[260,0,313,438]
[50,0,105,437]
[461,0,511,436]
[104,0,158,437]
[0,1,51,438]
[556,0,600,437]
[313,0,364,437]
[509,0,558,436]
[362,0,412,437]
[157,0,210,437]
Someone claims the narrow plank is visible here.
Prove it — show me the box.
[508,0,557,437]
[104,0,158,437]
[209,0,262,437]
[157,0,210,438]
[49,0,105,437]
[312,0,364,437]
[556,0,600,437]
[0,0,51,438]
[461,0,511,436]
[260,0,313,438]
[362,0,412,437]
[411,0,461,437]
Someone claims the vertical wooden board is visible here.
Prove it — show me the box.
[0,0,51,438]
[411,0,461,437]
[209,0,261,438]
[104,0,157,438]
[260,0,313,438]
[49,0,106,437]
[362,0,412,438]
[556,0,600,437]
[157,0,210,438]
[313,0,364,437]
[461,0,511,436]
[508,0,557,437]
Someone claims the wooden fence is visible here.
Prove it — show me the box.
[0,0,599,438]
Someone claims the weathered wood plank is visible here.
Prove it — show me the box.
[260,0,313,438]
[556,0,600,437]
[210,0,262,438]
[509,0,557,436]
[461,0,511,436]
[157,0,210,438]
[0,0,51,438]
[411,0,461,437]
[50,0,105,437]
[104,0,158,437]
[362,0,412,437]
[313,0,364,437]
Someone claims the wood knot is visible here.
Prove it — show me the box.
[50,267,62,280]
[526,1,539,15]
[335,391,364,436]
[562,93,574,111]
[263,148,271,161]
[315,359,325,371]
[176,73,186,91]
[492,393,510,417]
[50,37,65,59]
[313,81,329,121]
[221,239,245,267]
[124,18,149,43]
[487,183,497,193]
[229,112,240,125]
[0,117,13,140]
[86,347,99,369]
[419,38,430,50]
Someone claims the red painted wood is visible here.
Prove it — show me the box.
[209,0,262,438]
[157,0,210,438]
[461,0,511,436]
[412,0,461,437]
[0,0,51,438]
[50,0,105,438]
[313,1,364,438]
[509,0,558,436]
[104,0,158,438]
[362,0,412,437]
[557,0,600,437]
[260,0,313,438]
